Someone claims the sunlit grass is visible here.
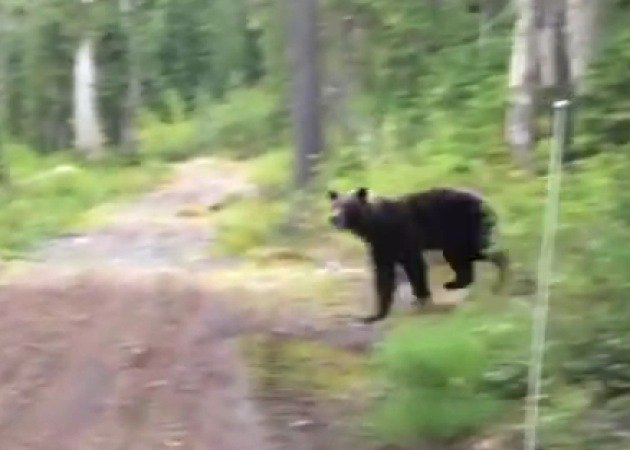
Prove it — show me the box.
[0,144,169,258]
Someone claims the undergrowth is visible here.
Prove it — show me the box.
[0,144,168,258]
[208,24,630,448]
[367,307,529,444]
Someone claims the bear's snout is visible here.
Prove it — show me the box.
[330,215,345,229]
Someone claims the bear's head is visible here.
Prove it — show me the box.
[327,187,371,234]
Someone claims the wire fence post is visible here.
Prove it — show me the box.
[523,99,569,450]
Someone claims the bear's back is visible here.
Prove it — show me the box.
[402,187,487,250]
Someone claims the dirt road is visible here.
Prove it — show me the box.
[0,159,283,450]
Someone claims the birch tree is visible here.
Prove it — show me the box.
[74,0,104,160]
[505,0,537,167]
[505,0,600,165]
[566,0,600,94]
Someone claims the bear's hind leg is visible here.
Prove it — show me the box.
[443,251,475,290]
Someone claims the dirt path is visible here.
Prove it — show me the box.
[0,158,281,450]
[29,158,254,272]
[0,272,277,450]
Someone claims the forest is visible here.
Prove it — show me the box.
[0,0,629,449]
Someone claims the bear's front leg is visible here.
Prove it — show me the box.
[359,249,396,323]
[401,252,432,305]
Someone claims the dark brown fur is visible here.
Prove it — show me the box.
[328,187,509,323]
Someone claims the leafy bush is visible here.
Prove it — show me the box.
[138,110,202,162]
[197,87,282,158]
[367,311,528,444]
[370,386,501,443]
[576,28,630,155]
[246,149,292,196]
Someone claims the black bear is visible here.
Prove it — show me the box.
[328,187,508,323]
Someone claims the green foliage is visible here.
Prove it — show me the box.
[136,86,282,162]
[138,108,201,162]
[576,26,630,155]
[367,310,526,443]
[0,144,166,258]
[375,318,488,388]
[246,149,291,196]
[10,1,76,151]
[212,197,288,255]
[563,288,630,397]
[2,0,265,151]
[369,386,500,443]
[197,87,283,158]
[580,395,630,450]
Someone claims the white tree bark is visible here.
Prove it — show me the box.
[566,0,599,93]
[73,0,103,160]
[536,0,557,88]
[505,0,538,166]
[505,0,599,164]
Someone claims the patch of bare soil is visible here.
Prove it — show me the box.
[0,272,271,450]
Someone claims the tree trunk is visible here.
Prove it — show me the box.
[505,0,599,166]
[290,0,323,188]
[505,0,538,167]
[536,0,567,89]
[73,35,104,160]
[119,0,141,160]
[74,0,104,161]
[566,0,599,94]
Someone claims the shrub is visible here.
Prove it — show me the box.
[197,87,282,158]
[367,312,518,444]
[246,149,291,196]
[138,110,202,162]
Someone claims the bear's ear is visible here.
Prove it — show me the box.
[355,187,368,202]
[328,190,339,201]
